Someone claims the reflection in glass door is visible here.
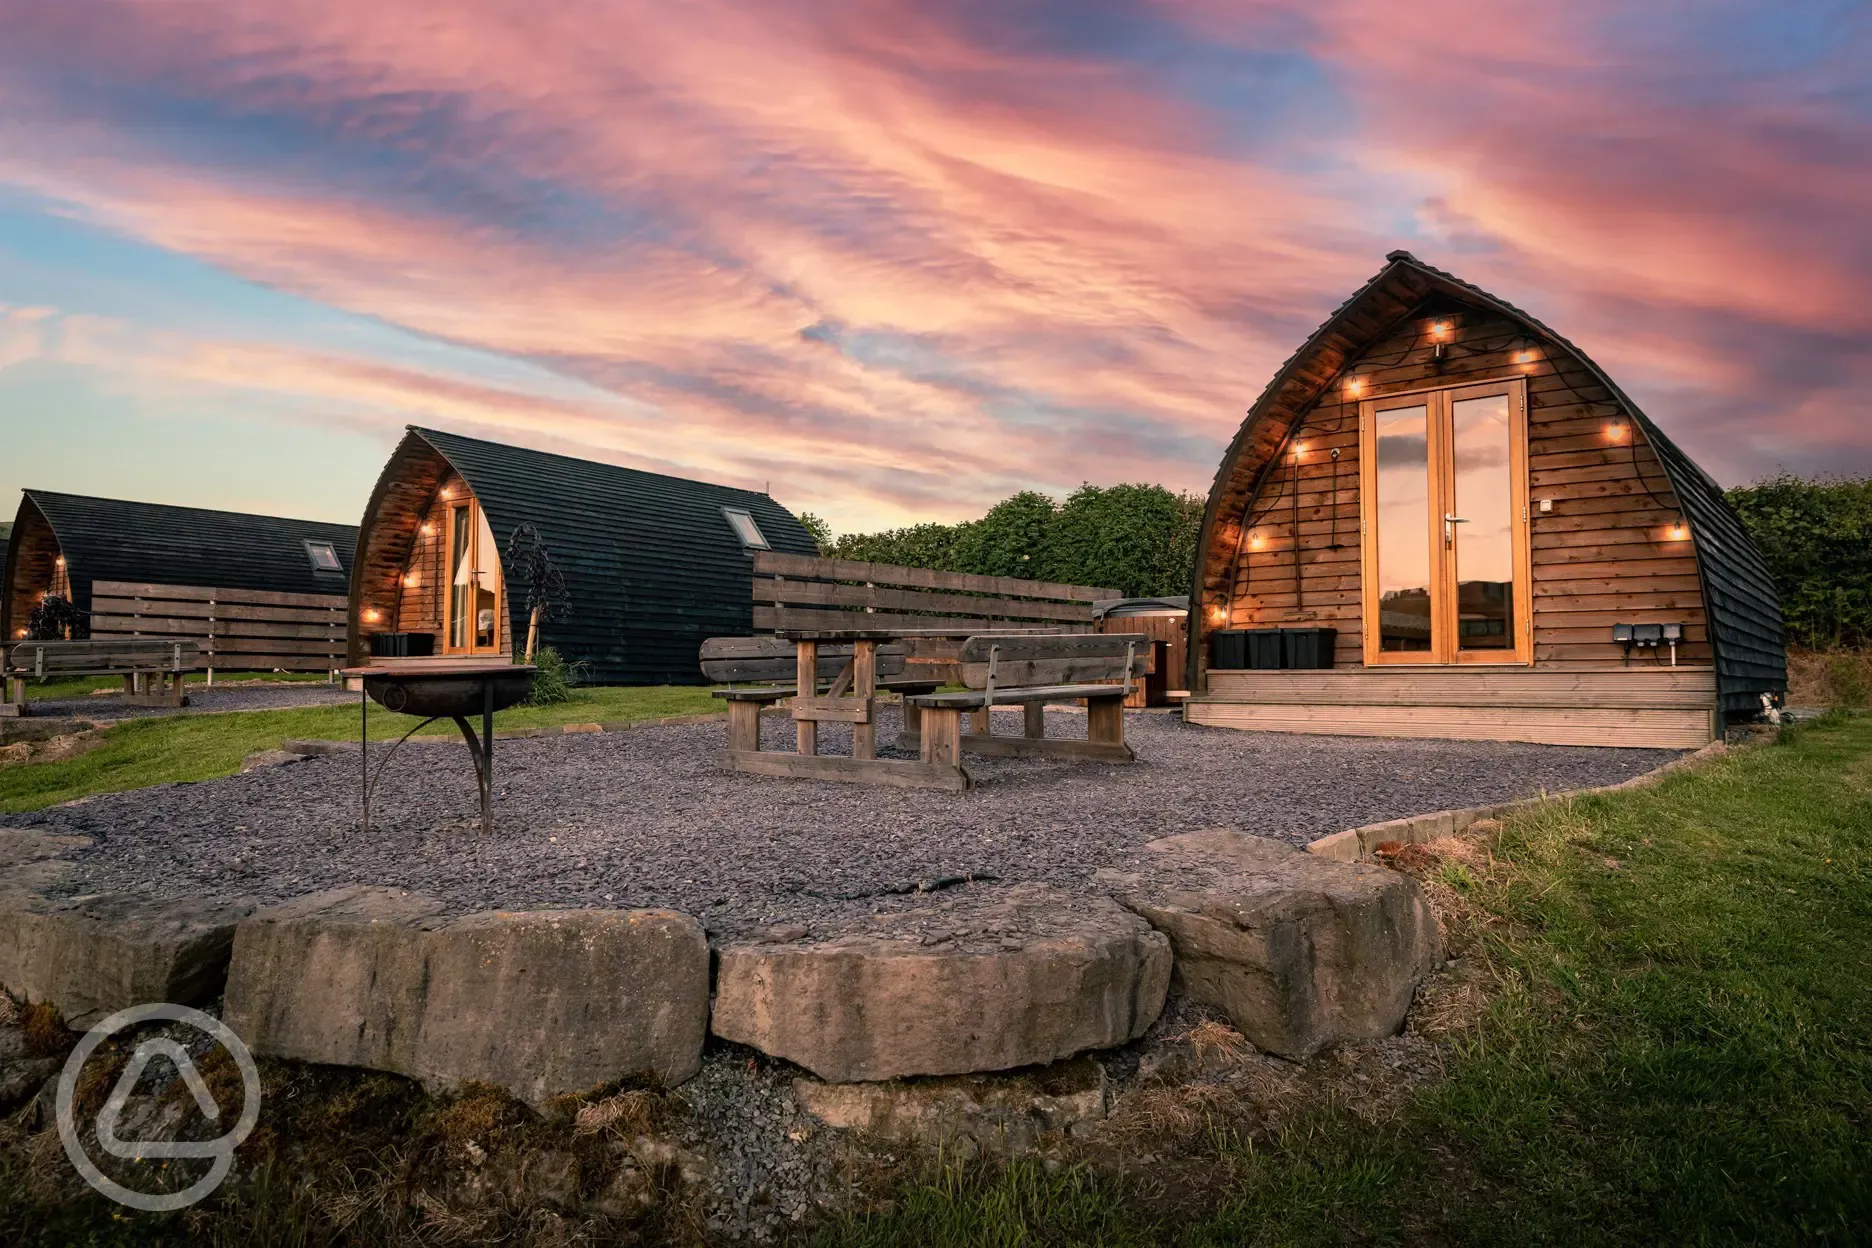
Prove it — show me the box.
[445,499,505,654]
[1371,401,1434,652]
[1360,378,1529,664]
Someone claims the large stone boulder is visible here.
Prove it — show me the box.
[0,890,253,1028]
[1105,829,1441,1060]
[712,886,1170,1082]
[222,887,710,1104]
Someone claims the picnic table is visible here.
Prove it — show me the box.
[719,628,1146,791]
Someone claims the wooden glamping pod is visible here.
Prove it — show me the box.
[2,491,357,673]
[349,427,818,683]
[1185,252,1784,748]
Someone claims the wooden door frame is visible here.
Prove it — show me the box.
[1359,377,1531,666]
[441,496,504,656]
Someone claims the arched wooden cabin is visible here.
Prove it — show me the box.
[349,427,818,683]
[1184,252,1784,748]
[2,491,357,671]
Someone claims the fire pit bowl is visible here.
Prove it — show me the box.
[340,660,539,837]
[363,667,535,717]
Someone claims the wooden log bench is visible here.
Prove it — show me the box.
[3,638,202,710]
[699,636,943,754]
[902,633,1148,765]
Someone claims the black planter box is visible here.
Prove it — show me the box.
[1246,629,1286,669]
[369,632,436,658]
[1281,628,1337,669]
[1209,629,1249,670]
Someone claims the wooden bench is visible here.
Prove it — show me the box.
[905,633,1148,766]
[699,636,943,754]
[3,638,202,710]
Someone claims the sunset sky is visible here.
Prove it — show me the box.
[1,0,1866,534]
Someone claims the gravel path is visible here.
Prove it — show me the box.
[16,706,1681,938]
[25,683,353,721]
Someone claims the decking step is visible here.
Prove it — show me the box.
[1184,699,1716,749]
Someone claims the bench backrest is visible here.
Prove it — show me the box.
[699,635,907,685]
[750,551,1117,635]
[958,633,1148,689]
[6,638,203,678]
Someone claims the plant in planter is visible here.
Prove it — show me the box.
[503,523,571,663]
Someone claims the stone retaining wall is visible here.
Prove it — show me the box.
[0,739,1731,1103]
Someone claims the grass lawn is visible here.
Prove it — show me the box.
[819,712,1872,1247]
[0,684,719,813]
[13,670,331,703]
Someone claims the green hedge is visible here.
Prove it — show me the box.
[822,484,1204,599]
[1727,474,1872,650]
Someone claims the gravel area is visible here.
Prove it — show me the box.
[16,706,1683,938]
[24,682,353,720]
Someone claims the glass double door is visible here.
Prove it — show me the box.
[1359,378,1531,665]
[445,499,504,654]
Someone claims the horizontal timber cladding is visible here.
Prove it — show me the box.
[1190,251,1783,716]
[750,551,1115,634]
[89,580,347,672]
[348,427,820,684]
[1,490,356,644]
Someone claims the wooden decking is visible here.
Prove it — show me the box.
[1184,667,1718,748]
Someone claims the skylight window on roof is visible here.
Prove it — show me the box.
[722,508,769,550]
[305,540,343,572]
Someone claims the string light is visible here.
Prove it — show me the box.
[1431,321,1450,338]
[1209,604,1228,625]
[1344,376,1364,397]
[402,572,420,588]
[362,608,383,624]
[1605,417,1629,443]
[54,556,64,567]
[1249,530,1266,550]
[440,486,454,500]
[1514,349,1536,365]
[420,522,436,536]
[1668,518,1689,541]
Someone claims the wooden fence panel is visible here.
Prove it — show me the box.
[748,553,1116,638]
[89,580,346,672]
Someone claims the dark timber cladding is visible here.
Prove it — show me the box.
[349,427,818,683]
[1187,251,1785,718]
[2,490,355,643]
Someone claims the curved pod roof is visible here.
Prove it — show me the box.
[349,427,818,684]
[3,490,356,639]
[1187,252,1784,713]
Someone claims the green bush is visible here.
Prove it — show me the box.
[1728,473,1872,649]
[524,646,580,706]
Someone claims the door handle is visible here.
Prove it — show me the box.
[1443,513,1468,547]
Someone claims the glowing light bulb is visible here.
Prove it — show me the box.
[1249,531,1265,550]
[1293,441,1308,457]
[1209,605,1228,625]
[1432,321,1450,338]
[54,556,64,567]
[402,572,419,588]
[1668,520,1688,541]
[1514,350,1536,365]
[1605,418,1628,443]
[362,608,382,624]
[420,522,436,536]
[440,486,454,500]
[1345,377,1364,396]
